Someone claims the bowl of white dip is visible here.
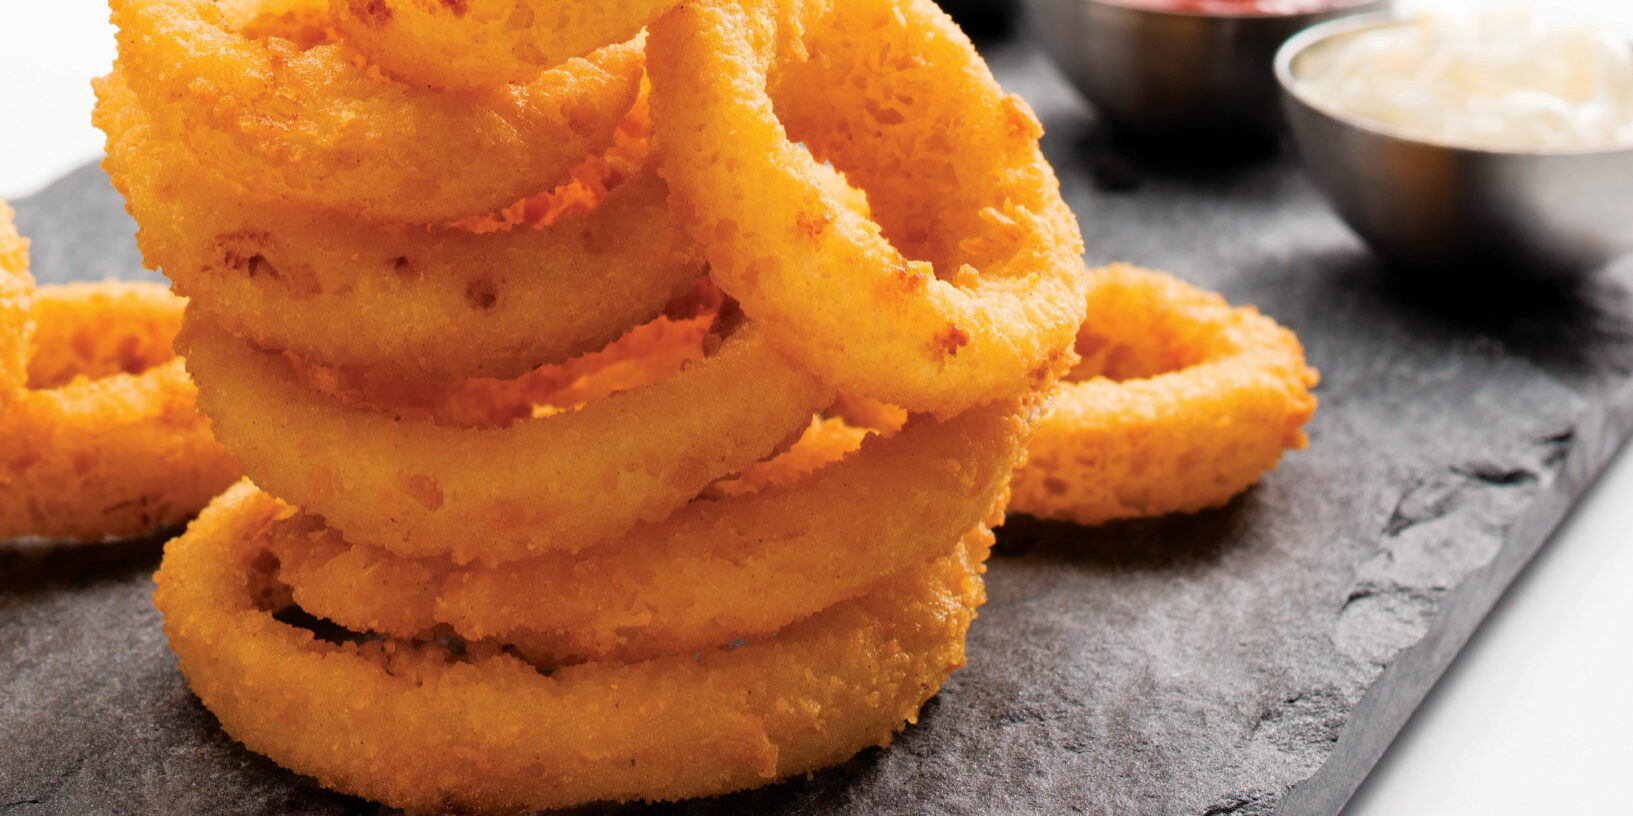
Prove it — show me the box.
[1276,8,1633,276]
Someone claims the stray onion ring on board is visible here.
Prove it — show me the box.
[0,355,237,542]
[0,207,239,542]
[1011,264,1318,526]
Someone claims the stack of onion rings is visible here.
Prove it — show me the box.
[0,202,240,542]
[99,0,1085,810]
[329,0,685,89]
[1011,264,1318,525]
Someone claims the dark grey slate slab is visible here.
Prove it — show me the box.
[5,34,1633,816]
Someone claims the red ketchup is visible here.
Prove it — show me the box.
[1104,0,1368,15]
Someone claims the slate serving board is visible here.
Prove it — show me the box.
[6,29,1633,816]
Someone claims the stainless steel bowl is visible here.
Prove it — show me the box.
[1024,0,1389,136]
[1277,13,1633,277]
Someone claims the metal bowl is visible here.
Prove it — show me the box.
[1277,13,1633,277]
[1023,0,1389,136]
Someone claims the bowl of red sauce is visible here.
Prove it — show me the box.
[1024,0,1389,136]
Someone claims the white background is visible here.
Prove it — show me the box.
[1,3,1629,814]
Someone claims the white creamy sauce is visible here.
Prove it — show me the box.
[1296,7,1633,150]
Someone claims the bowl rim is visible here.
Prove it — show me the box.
[1075,0,1385,22]
[1274,11,1633,158]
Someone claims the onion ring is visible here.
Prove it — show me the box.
[1,283,239,542]
[108,0,644,223]
[647,0,1089,416]
[98,71,702,380]
[178,317,832,564]
[155,481,988,813]
[25,281,183,389]
[263,395,1035,663]
[330,0,682,89]
[1010,264,1319,525]
[0,201,32,410]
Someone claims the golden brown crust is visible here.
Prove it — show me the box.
[156,482,989,814]
[99,0,1080,811]
[264,396,1034,664]
[0,200,33,411]
[1011,264,1319,525]
[1,282,239,542]
[647,0,1090,417]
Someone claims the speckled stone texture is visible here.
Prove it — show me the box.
[5,35,1633,816]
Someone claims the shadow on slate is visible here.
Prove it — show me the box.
[6,29,1633,816]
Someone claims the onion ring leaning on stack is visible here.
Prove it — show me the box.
[648,0,1090,417]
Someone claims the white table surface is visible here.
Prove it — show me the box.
[2,3,1628,814]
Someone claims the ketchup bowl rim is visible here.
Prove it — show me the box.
[1087,0,1383,22]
